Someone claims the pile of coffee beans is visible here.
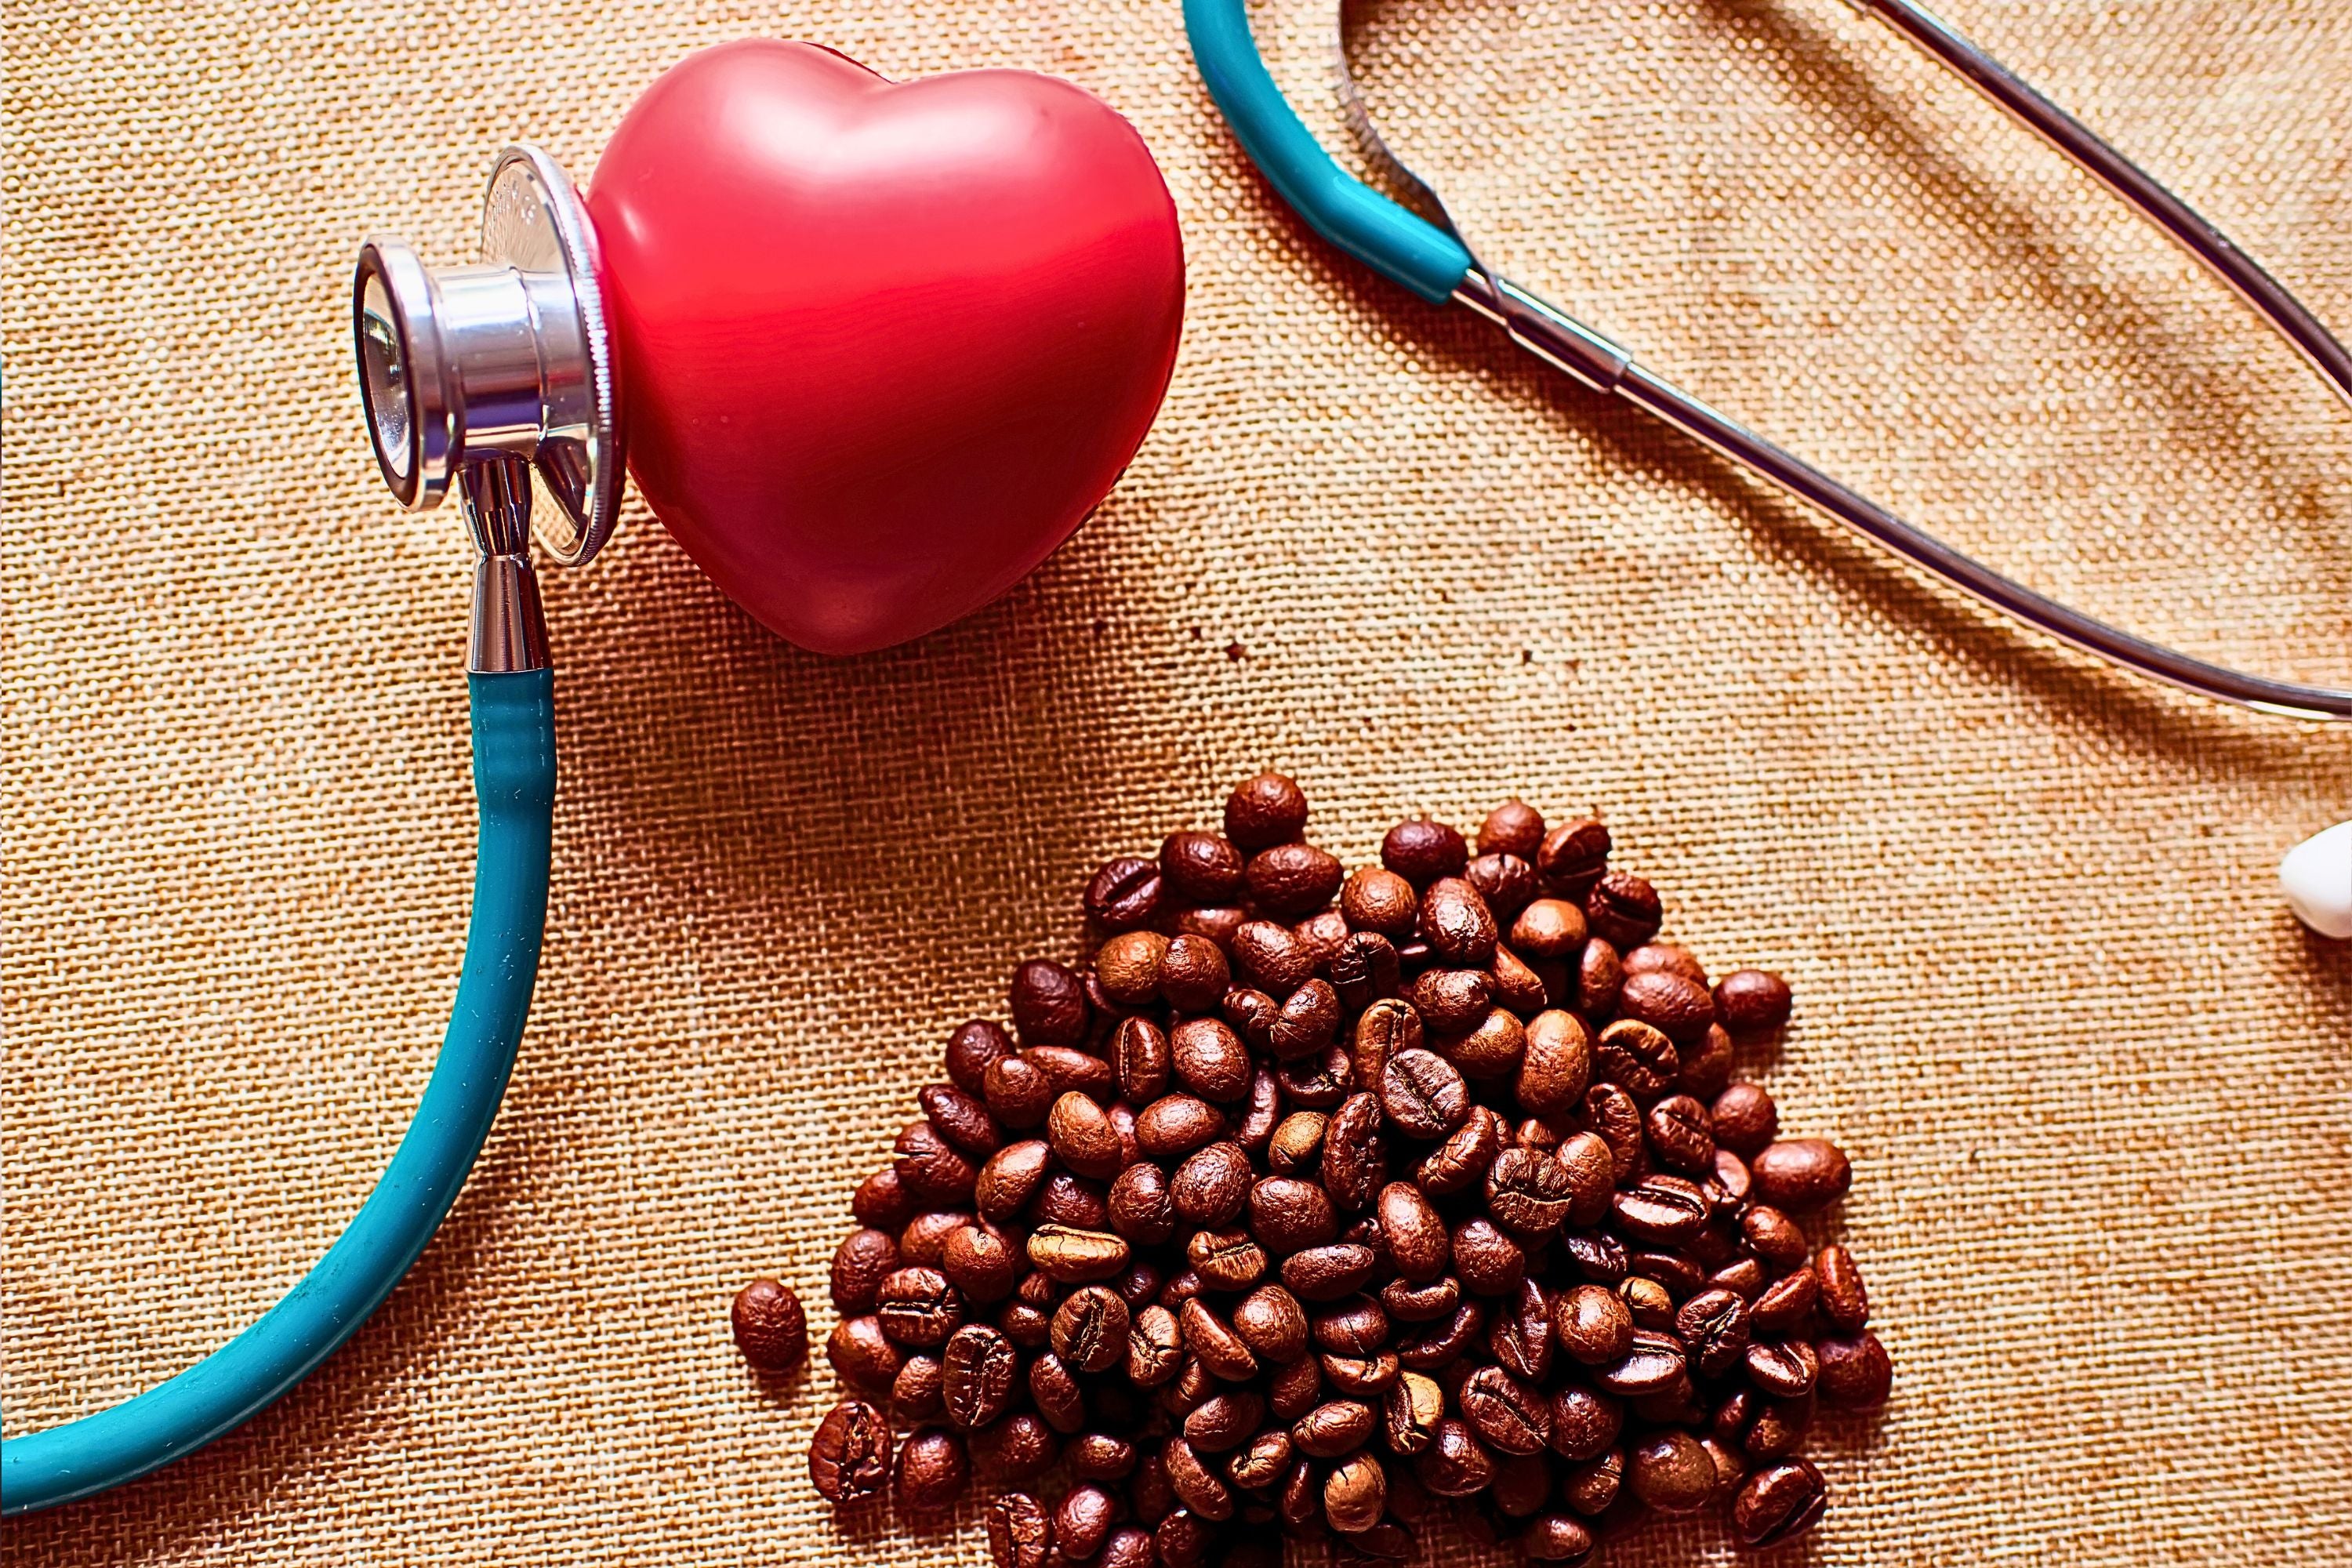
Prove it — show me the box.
[787,776,1889,1566]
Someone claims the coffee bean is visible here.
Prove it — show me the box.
[1548,1132,1614,1227]
[1373,1181,1448,1283]
[1086,856,1163,932]
[1183,1390,1265,1453]
[1395,1297,1483,1370]
[1033,1171,1110,1231]
[831,1230,901,1316]
[1577,938,1624,1018]
[1225,773,1308,851]
[1751,1138,1852,1214]
[1676,1023,1735,1099]
[1338,866,1417,938]
[1465,852,1540,921]
[1172,1141,1254,1228]
[1584,871,1661,949]
[1489,942,1548,1015]
[1010,959,1090,1047]
[1741,1204,1809,1270]
[895,1119,980,1207]
[1611,1174,1710,1246]
[1101,1526,1154,1568]
[1620,1275,1675,1330]
[1534,818,1610,895]
[1291,1396,1376,1459]
[1171,1018,1252,1102]
[728,1276,807,1373]
[1381,819,1468,885]
[1187,1226,1269,1291]
[1127,1303,1185,1386]
[1617,968,1715,1047]
[1750,1266,1820,1338]
[1584,1083,1653,1183]
[1049,1091,1127,1180]
[1275,1044,1352,1109]
[1224,1428,1291,1490]
[1816,1243,1870,1330]
[937,1323,1017,1428]
[898,1209,970,1267]
[1595,1330,1686,1396]
[1745,1338,1820,1399]
[1592,1018,1679,1101]
[1418,877,1498,967]
[942,1222,1021,1303]
[809,1398,893,1502]
[1486,1145,1576,1233]
[1266,1110,1327,1174]
[1163,1436,1236,1521]
[1248,842,1344,918]
[1450,1217,1526,1296]
[1627,1430,1713,1515]
[1624,942,1706,983]
[1134,1094,1225,1161]
[1561,1229,1628,1286]
[1249,1175,1338,1254]
[1158,936,1231,1013]
[1439,1007,1526,1081]
[1410,966,1494,1034]
[1324,1450,1388,1534]
[1644,1093,1715,1174]
[1380,1048,1468,1139]
[986,1490,1052,1568]
[1520,1512,1596,1563]
[1384,1368,1446,1454]
[1515,1010,1592,1116]
[1546,1385,1622,1462]
[1675,1287,1752,1377]
[1281,1243,1378,1301]
[1044,1483,1112,1563]
[1028,1224,1132,1283]
[1552,1282,1632,1370]
[1731,1458,1827,1546]
[1270,978,1341,1059]
[1028,1350,1087,1433]
[1459,1364,1551,1455]
[895,1425,970,1514]
[1714,968,1793,1035]
[983,1054,1055,1130]
[876,1266,965,1349]
[919,1083,1003,1162]
[1413,1417,1497,1497]
[1816,1330,1893,1410]
[1416,1105,1503,1197]
[1711,1083,1778,1156]
[827,1316,903,1392]
[1108,1161,1178,1245]
[1319,1091,1386,1211]
[1507,898,1586,963]
[945,1019,1015,1098]
[1153,1508,1216,1567]
[1050,1285,1131,1374]
[1744,1393,1814,1461]
[1175,1296,1256,1381]
[1161,830,1247,902]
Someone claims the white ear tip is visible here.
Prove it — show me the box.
[2280,820,2352,940]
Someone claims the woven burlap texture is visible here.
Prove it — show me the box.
[5,0,2349,1562]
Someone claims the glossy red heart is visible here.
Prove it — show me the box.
[586,41,1185,655]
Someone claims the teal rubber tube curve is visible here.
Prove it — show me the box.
[1,669,556,1515]
[1183,0,1473,302]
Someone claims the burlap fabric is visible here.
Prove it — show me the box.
[6,0,2349,1561]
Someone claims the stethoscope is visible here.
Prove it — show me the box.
[1,147,602,1515]
[1185,0,2352,721]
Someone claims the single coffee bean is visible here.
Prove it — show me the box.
[1178,1296,1259,1381]
[1028,1224,1133,1283]
[1675,1287,1753,1377]
[1049,1091,1127,1180]
[944,1019,1014,1098]
[1373,1181,1448,1283]
[1711,1255,1768,1300]
[1509,899,1588,969]
[895,1119,980,1207]
[1750,1266,1820,1338]
[1554,1284,1634,1367]
[1275,1044,1352,1109]
[1459,1364,1552,1455]
[1816,1242,1870,1330]
[1269,978,1342,1059]
[1010,959,1090,1047]
[1536,818,1610,898]
[1561,1229,1628,1286]
[1711,1082,1779,1156]
[1449,1217,1526,1297]
[1617,967,1715,1046]
[1731,1458,1828,1547]
[1418,877,1499,967]
[1188,1226,1269,1291]
[1249,1175,1338,1254]
[1226,1428,1293,1490]
[919,1083,1003,1163]
[1520,1512,1597,1563]
[1545,1385,1622,1463]
[809,1398,893,1503]
[1248,842,1345,918]
[1515,1010,1592,1117]
[1323,1450,1389,1534]
[1413,1417,1497,1497]
[1293,1397,1377,1459]
[1627,1431,1713,1515]
[1100,1526,1154,1568]
[939,1323,1018,1428]
[1485,1145,1576,1234]
[1745,1338,1820,1399]
[728,1276,808,1373]
[1620,1275,1676,1330]
[1381,818,1468,885]
[983,1055,1056,1131]
[1611,1174,1710,1246]
[1551,1131,1614,1227]
[1328,930,1403,1012]
[1032,1171,1110,1231]
[1268,1348,1324,1421]
[898,1209,970,1266]
[1416,1105,1503,1197]
[1577,938,1624,1019]
[1592,1018,1679,1102]
[1466,852,1540,921]
[1744,1392,1815,1461]
[1676,1022,1735,1099]
[1352,998,1423,1089]
[1750,1138,1853,1213]
[1382,1367,1446,1454]
[894,1425,971,1514]
[1282,1243,1379,1302]
[1488,940,1548,1014]
[1173,1141,1254,1228]
[1394,1298,1483,1370]
[1157,936,1231,1014]
[830,1230,901,1316]
[1481,799,1549,860]
[1225,772,1308,851]
[1183,1389,1265,1454]
[1159,829,1246,903]
[1706,1145,1754,1215]
[942,1221,1022,1303]
[876,1266,964,1348]
[1815,1330,1893,1410]
[1624,942,1706,984]
[1438,1007,1526,1081]
[1380,1048,1469,1138]
[1228,1282,1310,1363]
[1741,1204,1809,1270]
[1096,930,1170,1006]
[827,1316,904,1392]
[1410,967,1494,1035]
[1134,1094,1225,1161]
[1341,866,1421,938]
[1087,856,1163,932]
[1323,1348,1399,1397]
[854,1165,915,1232]
[1171,1018,1253,1102]
[1312,1294,1390,1356]
[1045,1483,1114,1563]
[1268,1109,1327,1174]
[1154,1508,1216,1567]
[1584,870,1661,949]
[1163,1436,1237,1521]
[1644,1093,1715,1174]
[1714,968,1793,1036]
[1050,1285,1132,1374]
[1317,1091,1385,1212]
[985,1490,1053,1568]
[1127,1303,1185,1386]
[1107,1161,1178,1245]
[1594,1330,1686,1396]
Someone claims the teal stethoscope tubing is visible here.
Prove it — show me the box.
[0,669,555,1515]
[1185,0,2352,721]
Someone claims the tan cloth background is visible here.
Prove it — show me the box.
[6,0,2350,1562]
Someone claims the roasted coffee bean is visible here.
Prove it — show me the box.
[1275,1044,1352,1109]
[1414,1417,1497,1497]
[1478,800,1546,858]
[1558,1448,1621,1519]
[1106,1161,1178,1246]
[1714,969,1793,1036]
[1127,1303,1185,1386]
[1250,1176,1338,1254]
[1592,1019,1679,1102]
[1096,930,1171,1006]
[1154,936,1229,1014]
[1576,938,1624,1019]
[920,1083,1003,1161]
[1160,829,1247,903]
[1544,1385,1622,1464]
[1266,1110,1327,1174]
[895,1426,970,1514]
[1581,1083,1642,1182]
[1815,1330,1893,1410]
[1330,931,1403,1013]
[1171,1018,1253,1102]
[1751,1138,1852,1214]
[1627,1431,1713,1515]
[1189,1227,1269,1291]
[1750,1267,1819,1338]
[1742,1204,1809,1270]
[1584,871,1661,949]
[1616,968,1715,1047]
[1049,1091,1127,1180]
[854,1165,916,1231]
[1624,942,1705,984]
[1410,967,1493,1036]
[831,1230,902,1316]
[1022,1350,1083,1433]
[1396,1298,1484,1370]
[876,1267,964,1348]
[1466,853,1540,924]
[1183,1389,1265,1454]
[997,1300,1050,1352]
[1033,1172,1110,1231]
[1676,1022,1735,1099]
[1381,1273,1459,1323]
[1816,1243,1870,1330]
[945,1019,1015,1098]
[848,1353,922,1443]
[942,1222,1021,1303]
[1675,1287,1751,1378]
[1711,1256,1768,1301]
[809,1398,893,1503]
[1449,1217,1526,1297]
[1163,1436,1237,1521]
[1379,1368,1445,1455]
[1351,1000,1421,1091]
[1644,1093,1715,1174]
[1490,1277,1554,1381]
[1248,842,1344,918]
[938,1323,1016,1428]
[1745,1338,1820,1399]
[1620,1276,1675,1330]
[1630,1247,1704,1298]
[1611,1174,1710,1246]
[1323,1348,1400,1397]
[985,1490,1053,1568]
[1377,818,1465,885]
[1706,1146,1754,1214]
[1100,1526,1154,1568]
[1417,1105,1504,1197]
[1311,1295,1390,1357]
[1340,866,1419,938]
[1227,1283,1310,1363]
[1087,856,1163,932]
[1047,1285,1130,1374]
[1520,1512,1597,1563]
[1154,1508,1216,1567]
[1237,1064,1283,1156]
[1732,1458,1827,1546]
[1418,877,1499,967]
[1553,1284,1633,1367]
[1536,819,1611,898]
[1711,1083,1779,1156]
[1225,1428,1292,1490]
[1439,1007,1526,1081]
[895,1120,981,1207]
[1595,1330,1686,1396]
[1486,1144,1577,1233]
[1561,1230,1628,1285]
[1457,1365,1551,1456]
[1134,1094,1225,1160]
[1515,1010,1592,1117]
[1291,1397,1376,1459]
[1269,1348,1324,1422]
[1225,772,1308,850]
[1229,919,1311,996]
[1028,1225,1131,1283]
[1323,1450,1388,1534]
[1173,1141,1254,1228]
[898,1209,971,1267]
[1366,1182,1443,1283]
[1268,978,1341,1059]
[1542,1133,1611,1229]
[1010,959,1090,1047]
[1178,1297,1258,1381]
[1380,1048,1469,1138]
[970,1140,1047,1223]
[1744,1393,1814,1461]
[1044,1483,1113,1563]
[724,1276,808,1377]
[1282,1243,1378,1301]
[983,1054,1056,1131]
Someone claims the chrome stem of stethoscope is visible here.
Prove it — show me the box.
[1321,0,2352,722]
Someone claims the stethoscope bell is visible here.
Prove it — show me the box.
[351,145,623,669]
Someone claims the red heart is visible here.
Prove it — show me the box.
[587,41,1185,654]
